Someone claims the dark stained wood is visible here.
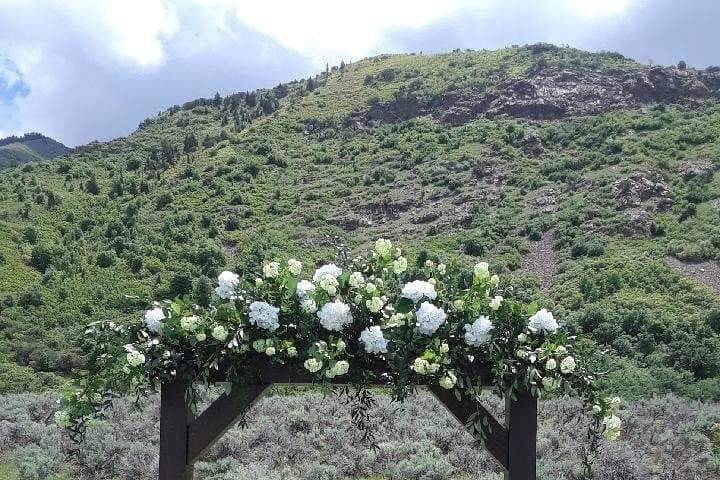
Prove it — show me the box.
[160,360,536,480]
[187,383,269,462]
[504,391,537,480]
[428,386,509,469]
[160,377,194,480]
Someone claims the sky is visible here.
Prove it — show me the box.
[0,0,718,147]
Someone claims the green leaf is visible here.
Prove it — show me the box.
[526,301,539,316]
[284,277,298,296]
[396,297,414,314]
[220,382,232,396]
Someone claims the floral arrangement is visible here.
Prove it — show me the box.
[57,239,621,467]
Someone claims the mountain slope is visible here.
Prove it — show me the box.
[1,44,720,399]
[0,133,71,168]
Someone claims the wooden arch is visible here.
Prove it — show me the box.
[159,363,537,480]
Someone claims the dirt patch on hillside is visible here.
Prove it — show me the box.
[350,65,720,127]
[664,256,720,293]
[517,230,558,294]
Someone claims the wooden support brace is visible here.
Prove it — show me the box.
[505,391,537,480]
[160,377,194,480]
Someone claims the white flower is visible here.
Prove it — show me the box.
[490,274,500,287]
[489,295,503,311]
[180,315,200,332]
[332,360,350,376]
[425,260,435,268]
[255,278,263,286]
[545,358,557,371]
[365,296,384,313]
[440,342,450,353]
[555,345,567,355]
[304,358,323,373]
[288,259,302,276]
[609,396,622,409]
[348,272,365,288]
[317,301,353,331]
[196,332,206,341]
[401,280,437,303]
[473,262,490,280]
[527,309,559,334]
[287,346,298,357]
[265,346,276,356]
[415,302,446,336]
[365,282,377,294]
[296,280,316,299]
[393,257,408,274]
[437,263,446,275]
[319,275,339,295]
[592,404,602,415]
[560,356,576,374]
[602,414,622,440]
[464,315,493,347]
[313,264,342,282]
[375,238,393,258]
[263,261,280,278]
[300,298,318,313]
[252,339,266,352]
[412,358,431,375]
[439,371,457,389]
[453,299,465,310]
[517,333,528,343]
[143,307,165,333]
[126,350,146,367]
[54,410,71,428]
[359,326,388,354]
[248,301,281,331]
[335,339,346,352]
[216,270,240,299]
[212,325,228,341]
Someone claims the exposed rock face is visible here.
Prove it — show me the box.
[624,209,655,238]
[611,173,672,211]
[350,65,720,127]
[678,159,716,182]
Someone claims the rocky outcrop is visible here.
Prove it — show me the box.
[350,65,720,127]
[611,173,672,211]
[678,159,716,182]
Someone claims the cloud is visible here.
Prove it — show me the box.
[0,0,718,146]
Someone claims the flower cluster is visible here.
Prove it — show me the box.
[59,238,617,452]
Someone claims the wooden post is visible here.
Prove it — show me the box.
[504,391,537,480]
[160,377,193,480]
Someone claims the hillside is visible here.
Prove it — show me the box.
[1,44,720,404]
[0,133,71,168]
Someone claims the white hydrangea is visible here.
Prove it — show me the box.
[318,275,339,295]
[348,271,365,288]
[304,358,323,373]
[489,295,503,311]
[212,325,228,341]
[527,308,559,334]
[415,302,446,336]
[300,298,317,313]
[359,326,388,354]
[365,296,384,313]
[263,262,280,278]
[375,238,393,258]
[288,259,302,276]
[560,356,576,374]
[180,315,200,332]
[248,301,281,331]
[216,270,240,299]
[401,280,437,303]
[545,358,557,371]
[196,332,206,341]
[602,414,622,440]
[439,371,457,389]
[464,315,493,347]
[393,257,408,274]
[126,350,146,367]
[317,301,353,331]
[312,263,342,282]
[473,262,490,280]
[143,307,165,333]
[296,280,316,299]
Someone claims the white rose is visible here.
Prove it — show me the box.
[473,262,490,280]
[332,360,349,376]
[287,259,302,276]
[263,261,280,278]
[348,272,365,288]
[252,339,266,352]
[375,238,393,258]
[545,358,557,371]
[287,346,298,357]
[335,339,346,352]
[489,295,503,311]
[319,275,339,295]
[437,263,446,275]
[392,257,408,274]
[602,414,622,440]
[126,350,146,367]
[439,371,457,390]
[440,342,450,353]
[560,356,576,374]
[265,346,276,356]
[212,325,229,341]
[304,358,323,373]
[365,296,384,313]
[180,315,200,332]
[196,332,206,341]
[412,358,430,375]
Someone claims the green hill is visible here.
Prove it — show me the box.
[1,44,720,399]
[0,133,71,168]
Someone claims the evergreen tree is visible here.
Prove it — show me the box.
[183,133,198,154]
[213,92,222,106]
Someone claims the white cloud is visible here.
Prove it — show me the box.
[210,0,466,64]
